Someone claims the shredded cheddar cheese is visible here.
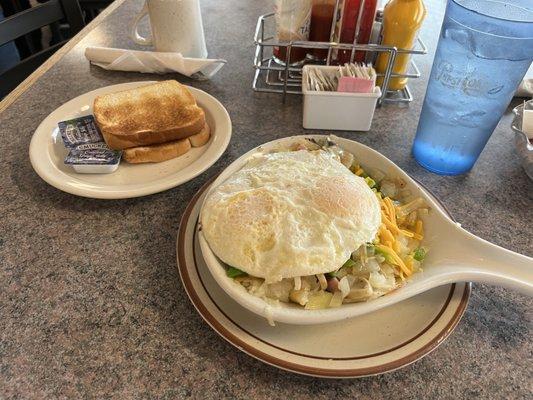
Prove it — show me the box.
[379,225,395,243]
[375,244,411,276]
[376,193,426,279]
[415,220,424,236]
[352,164,427,281]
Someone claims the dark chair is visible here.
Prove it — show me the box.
[79,0,113,22]
[0,0,85,98]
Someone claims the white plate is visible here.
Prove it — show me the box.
[29,81,232,199]
[177,178,471,378]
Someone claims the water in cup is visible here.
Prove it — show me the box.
[412,0,533,175]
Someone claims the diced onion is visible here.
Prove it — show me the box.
[289,287,310,306]
[397,198,426,216]
[345,275,356,287]
[369,271,396,290]
[329,291,344,308]
[380,180,398,198]
[340,152,354,168]
[357,244,368,263]
[305,291,333,310]
[346,278,373,302]
[381,263,395,276]
[364,257,380,273]
[266,280,293,302]
[294,276,301,291]
[338,276,351,298]
[317,273,328,290]
[370,168,386,183]
[396,235,409,256]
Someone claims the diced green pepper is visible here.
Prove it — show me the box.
[374,246,395,264]
[342,258,357,269]
[364,176,376,188]
[413,247,426,261]
[226,266,247,278]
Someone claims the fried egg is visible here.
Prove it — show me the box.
[200,150,381,283]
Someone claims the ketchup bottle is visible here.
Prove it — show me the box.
[337,0,378,64]
[309,0,336,59]
[273,0,313,65]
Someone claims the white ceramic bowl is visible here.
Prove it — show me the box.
[198,135,439,325]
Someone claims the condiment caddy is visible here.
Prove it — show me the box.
[252,0,427,105]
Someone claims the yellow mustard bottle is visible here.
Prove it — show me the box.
[376,0,426,91]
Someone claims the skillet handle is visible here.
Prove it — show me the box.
[439,222,533,296]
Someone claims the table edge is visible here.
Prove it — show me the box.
[0,0,128,114]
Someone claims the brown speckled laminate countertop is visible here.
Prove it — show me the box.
[1,0,532,398]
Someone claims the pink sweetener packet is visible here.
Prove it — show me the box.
[337,76,374,93]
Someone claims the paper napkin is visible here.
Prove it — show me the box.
[85,47,226,80]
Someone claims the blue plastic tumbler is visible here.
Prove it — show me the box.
[412,0,533,175]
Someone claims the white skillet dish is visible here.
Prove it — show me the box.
[198,135,533,325]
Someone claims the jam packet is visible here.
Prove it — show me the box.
[64,143,121,165]
[58,115,121,173]
[59,116,103,148]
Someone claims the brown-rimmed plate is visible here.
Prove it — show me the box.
[177,177,471,378]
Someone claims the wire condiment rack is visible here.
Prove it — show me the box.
[252,1,427,105]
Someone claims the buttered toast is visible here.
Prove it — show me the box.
[94,80,205,150]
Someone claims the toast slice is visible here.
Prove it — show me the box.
[123,123,211,164]
[94,80,205,150]
[188,123,211,147]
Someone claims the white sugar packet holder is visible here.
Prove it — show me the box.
[85,46,226,80]
[302,65,381,132]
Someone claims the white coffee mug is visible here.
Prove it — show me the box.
[131,0,208,59]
